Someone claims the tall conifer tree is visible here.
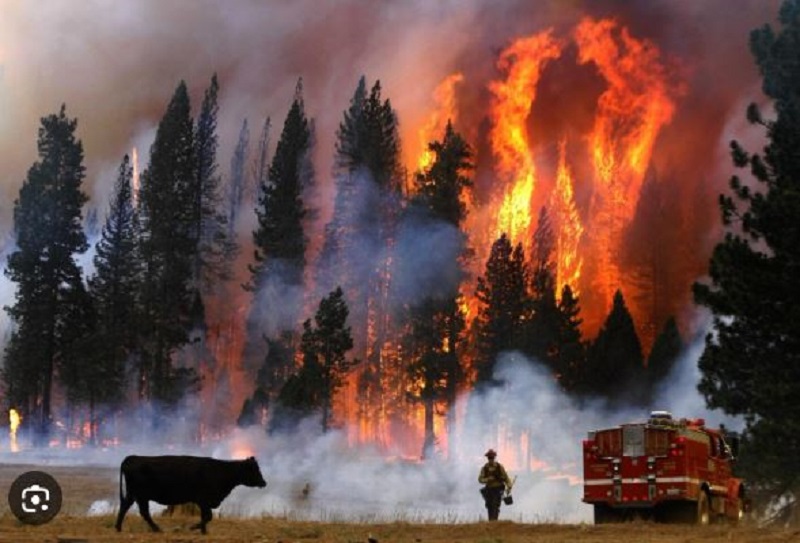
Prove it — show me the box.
[137,81,199,405]
[3,105,89,441]
[404,121,472,458]
[474,234,530,385]
[693,0,800,513]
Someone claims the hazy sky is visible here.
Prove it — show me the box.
[0,1,776,233]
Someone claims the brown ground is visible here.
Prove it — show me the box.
[0,464,796,543]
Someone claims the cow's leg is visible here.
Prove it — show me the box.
[191,505,213,534]
[137,499,161,532]
[115,494,135,532]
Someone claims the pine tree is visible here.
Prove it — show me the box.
[554,284,586,392]
[252,116,271,202]
[2,105,89,441]
[80,155,141,438]
[137,81,199,405]
[645,316,683,402]
[317,76,403,441]
[241,81,313,382]
[474,234,530,385]
[526,207,560,370]
[228,118,250,238]
[193,73,234,290]
[584,290,645,404]
[404,121,472,458]
[692,0,800,514]
[271,287,354,433]
[250,79,312,291]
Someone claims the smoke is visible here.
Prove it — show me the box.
[0,0,770,523]
[0,331,739,524]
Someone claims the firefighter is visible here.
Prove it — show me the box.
[478,449,512,521]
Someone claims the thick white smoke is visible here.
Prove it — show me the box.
[0,332,740,524]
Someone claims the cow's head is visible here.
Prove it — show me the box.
[242,456,267,488]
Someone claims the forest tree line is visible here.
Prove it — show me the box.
[1,72,681,450]
[2,0,799,517]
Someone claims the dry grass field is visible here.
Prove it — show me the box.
[0,464,796,543]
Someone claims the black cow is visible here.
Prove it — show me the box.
[115,455,267,534]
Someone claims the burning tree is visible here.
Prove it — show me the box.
[270,287,355,434]
[403,121,472,458]
[317,76,403,445]
[693,0,800,521]
[3,105,89,442]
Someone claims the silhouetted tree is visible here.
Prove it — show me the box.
[2,105,89,442]
[584,290,644,404]
[270,288,355,433]
[526,207,560,370]
[403,121,472,458]
[554,285,586,392]
[83,155,142,438]
[137,81,199,405]
[692,0,800,517]
[645,316,683,402]
[474,234,530,386]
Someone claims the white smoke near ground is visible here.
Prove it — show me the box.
[0,332,738,524]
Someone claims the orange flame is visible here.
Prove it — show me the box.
[9,409,20,452]
[574,17,680,320]
[131,146,140,206]
[549,140,583,298]
[489,30,562,247]
[417,72,464,173]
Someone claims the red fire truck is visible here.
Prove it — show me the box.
[582,411,746,524]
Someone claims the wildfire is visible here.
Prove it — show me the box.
[417,72,464,173]
[489,30,562,248]
[549,140,583,298]
[132,146,140,206]
[574,17,680,320]
[9,408,20,452]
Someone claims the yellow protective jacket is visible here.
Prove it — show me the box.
[478,461,511,489]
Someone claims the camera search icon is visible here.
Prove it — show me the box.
[8,471,62,525]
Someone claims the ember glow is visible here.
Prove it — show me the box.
[131,146,140,206]
[574,17,682,328]
[417,72,464,173]
[9,409,20,452]
[550,140,583,299]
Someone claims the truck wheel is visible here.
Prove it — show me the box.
[696,492,710,525]
[594,504,621,524]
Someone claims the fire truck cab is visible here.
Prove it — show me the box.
[582,411,746,524]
